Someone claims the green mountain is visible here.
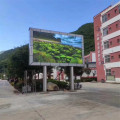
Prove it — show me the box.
[0,49,14,62]
[0,51,4,54]
[0,49,15,75]
[73,23,94,55]
[0,45,29,79]
[0,23,95,78]
[0,23,94,62]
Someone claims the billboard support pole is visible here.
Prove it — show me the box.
[43,66,47,92]
[70,66,74,91]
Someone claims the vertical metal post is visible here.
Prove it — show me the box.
[70,66,74,91]
[38,73,39,79]
[35,74,36,93]
[43,66,47,92]
[24,70,27,93]
[32,70,34,92]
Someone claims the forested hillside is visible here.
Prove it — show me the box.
[73,23,94,55]
[0,45,29,79]
[0,23,95,79]
[0,49,15,61]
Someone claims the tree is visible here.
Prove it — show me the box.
[73,23,94,55]
[7,45,29,79]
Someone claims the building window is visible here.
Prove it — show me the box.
[116,24,119,28]
[111,56,114,59]
[119,55,120,58]
[105,55,110,63]
[104,41,109,49]
[102,14,107,23]
[97,37,100,40]
[98,50,100,53]
[97,27,100,31]
[108,13,110,18]
[109,27,112,31]
[110,41,112,45]
[118,5,120,13]
[103,27,108,36]
[115,9,117,14]
[106,69,111,76]
[117,39,120,43]
[112,71,115,75]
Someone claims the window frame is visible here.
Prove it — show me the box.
[104,41,109,49]
[115,9,117,14]
[119,55,120,59]
[108,13,110,18]
[110,41,112,45]
[106,69,111,76]
[117,39,120,43]
[116,24,119,28]
[109,27,112,31]
[118,5,120,13]
[112,71,115,75]
[102,14,107,23]
[103,27,108,36]
[111,56,114,60]
[105,55,110,63]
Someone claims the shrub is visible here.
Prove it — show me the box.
[48,79,68,89]
[81,78,97,82]
[36,80,43,91]
[74,78,97,83]
[14,80,24,91]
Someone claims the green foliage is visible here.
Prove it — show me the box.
[7,45,29,79]
[0,44,53,79]
[75,78,97,82]
[0,48,20,79]
[14,80,24,91]
[0,22,94,79]
[0,49,15,61]
[36,81,43,91]
[48,79,68,89]
[33,41,83,64]
[73,23,94,55]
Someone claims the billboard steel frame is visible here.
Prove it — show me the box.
[29,27,84,67]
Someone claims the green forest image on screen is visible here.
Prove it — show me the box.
[33,31,83,64]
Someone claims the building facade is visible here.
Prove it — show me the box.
[83,52,97,78]
[94,2,120,82]
[84,51,96,63]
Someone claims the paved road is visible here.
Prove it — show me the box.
[82,83,120,108]
[0,80,16,98]
[0,80,120,120]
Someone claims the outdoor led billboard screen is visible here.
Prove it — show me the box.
[29,28,84,66]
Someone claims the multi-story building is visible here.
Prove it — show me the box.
[83,51,97,78]
[94,1,120,82]
[84,51,96,63]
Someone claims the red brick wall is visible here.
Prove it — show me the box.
[109,35,120,48]
[94,14,105,82]
[108,20,120,34]
[107,5,120,20]
[111,67,120,78]
[110,51,120,62]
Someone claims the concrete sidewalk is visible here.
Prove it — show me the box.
[0,81,120,120]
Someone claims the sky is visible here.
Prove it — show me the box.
[0,0,120,51]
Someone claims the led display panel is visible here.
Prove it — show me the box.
[29,28,84,66]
